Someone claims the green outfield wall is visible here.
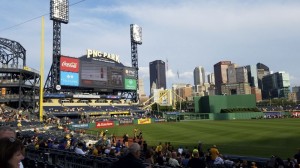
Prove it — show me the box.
[194,95,257,113]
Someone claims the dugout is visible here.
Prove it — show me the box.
[164,112,180,122]
[164,112,212,121]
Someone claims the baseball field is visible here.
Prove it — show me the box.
[89,118,300,159]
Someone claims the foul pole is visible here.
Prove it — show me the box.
[39,16,45,122]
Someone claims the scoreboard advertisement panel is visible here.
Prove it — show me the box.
[59,55,136,91]
[60,71,79,86]
[125,78,137,90]
[60,56,79,72]
[79,58,124,89]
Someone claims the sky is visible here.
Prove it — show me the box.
[1,0,300,96]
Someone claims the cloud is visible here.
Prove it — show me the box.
[166,69,176,78]
[138,66,149,78]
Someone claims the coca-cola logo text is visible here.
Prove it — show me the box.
[62,61,77,68]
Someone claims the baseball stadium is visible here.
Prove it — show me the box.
[1,35,300,168]
[0,1,300,168]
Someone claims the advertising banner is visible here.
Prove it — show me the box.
[96,121,114,128]
[154,118,166,122]
[137,118,151,125]
[89,123,96,129]
[60,56,79,72]
[124,68,136,78]
[292,112,300,117]
[119,119,133,125]
[125,78,137,90]
[72,124,89,128]
[60,71,79,86]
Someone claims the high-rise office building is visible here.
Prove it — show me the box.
[193,66,205,87]
[262,71,290,99]
[291,86,300,102]
[149,60,166,94]
[236,66,248,83]
[214,61,231,95]
[227,64,238,84]
[257,63,270,89]
[223,64,252,96]
[207,73,215,85]
[138,79,149,104]
[138,79,146,97]
[245,65,258,88]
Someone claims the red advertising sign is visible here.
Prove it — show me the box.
[292,112,300,117]
[96,121,114,128]
[60,56,79,72]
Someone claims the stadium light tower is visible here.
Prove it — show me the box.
[130,24,142,102]
[44,0,69,93]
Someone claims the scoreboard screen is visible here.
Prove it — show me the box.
[59,55,137,91]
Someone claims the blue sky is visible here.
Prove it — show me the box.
[1,0,300,96]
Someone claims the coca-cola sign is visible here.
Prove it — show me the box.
[60,56,79,72]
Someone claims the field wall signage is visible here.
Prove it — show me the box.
[138,118,151,125]
[96,121,114,128]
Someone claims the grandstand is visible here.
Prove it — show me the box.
[0,38,40,113]
[43,93,145,121]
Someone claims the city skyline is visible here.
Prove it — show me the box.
[1,0,300,96]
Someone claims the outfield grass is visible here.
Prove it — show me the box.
[89,118,300,159]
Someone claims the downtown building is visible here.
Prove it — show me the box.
[207,73,215,85]
[193,66,205,88]
[213,61,231,95]
[256,63,270,90]
[223,65,252,95]
[289,86,300,102]
[138,79,149,104]
[262,71,290,99]
[214,61,262,101]
[193,66,207,95]
[149,60,166,95]
[193,66,215,96]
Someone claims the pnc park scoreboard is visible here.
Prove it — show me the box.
[59,49,137,92]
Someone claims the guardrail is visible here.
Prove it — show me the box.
[0,64,40,74]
